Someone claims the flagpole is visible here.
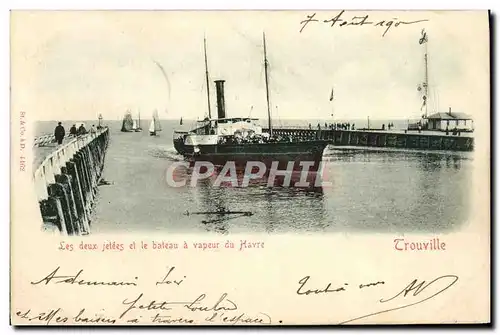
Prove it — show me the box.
[329,87,334,128]
[419,29,429,120]
[331,108,334,127]
[331,103,334,129]
[424,43,429,119]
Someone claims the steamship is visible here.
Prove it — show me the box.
[173,34,329,169]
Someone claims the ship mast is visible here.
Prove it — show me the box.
[424,47,429,118]
[204,36,212,119]
[421,29,429,119]
[263,32,272,137]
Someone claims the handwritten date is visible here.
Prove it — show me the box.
[299,11,429,37]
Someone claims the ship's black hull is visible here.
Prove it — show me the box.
[173,139,330,171]
[174,137,186,155]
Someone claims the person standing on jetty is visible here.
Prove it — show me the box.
[69,124,77,136]
[77,123,87,136]
[54,122,65,145]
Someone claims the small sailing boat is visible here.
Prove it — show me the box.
[135,112,143,132]
[149,110,162,136]
[149,120,155,135]
[121,110,134,132]
[180,117,183,125]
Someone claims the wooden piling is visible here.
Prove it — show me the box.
[39,197,67,235]
[48,183,77,235]
[55,172,81,235]
[66,161,90,233]
[33,129,110,235]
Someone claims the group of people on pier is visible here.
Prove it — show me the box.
[309,122,357,131]
[53,122,98,145]
[307,122,397,131]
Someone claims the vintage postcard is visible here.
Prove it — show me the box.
[10,10,490,325]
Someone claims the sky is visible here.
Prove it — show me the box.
[11,10,489,122]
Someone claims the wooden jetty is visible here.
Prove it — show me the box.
[266,128,474,152]
[33,128,110,235]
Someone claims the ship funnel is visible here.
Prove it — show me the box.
[215,80,226,119]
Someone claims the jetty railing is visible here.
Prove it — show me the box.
[33,134,58,147]
[266,128,474,152]
[33,128,110,235]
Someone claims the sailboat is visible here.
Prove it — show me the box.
[121,110,134,132]
[172,34,329,170]
[149,110,162,136]
[135,112,143,132]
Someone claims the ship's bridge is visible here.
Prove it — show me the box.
[196,117,263,137]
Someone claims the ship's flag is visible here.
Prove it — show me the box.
[420,95,427,111]
[329,88,334,101]
[419,29,428,45]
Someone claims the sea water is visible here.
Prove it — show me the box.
[34,120,472,235]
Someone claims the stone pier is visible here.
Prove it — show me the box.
[33,128,110,235]
[266,128,474,151]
